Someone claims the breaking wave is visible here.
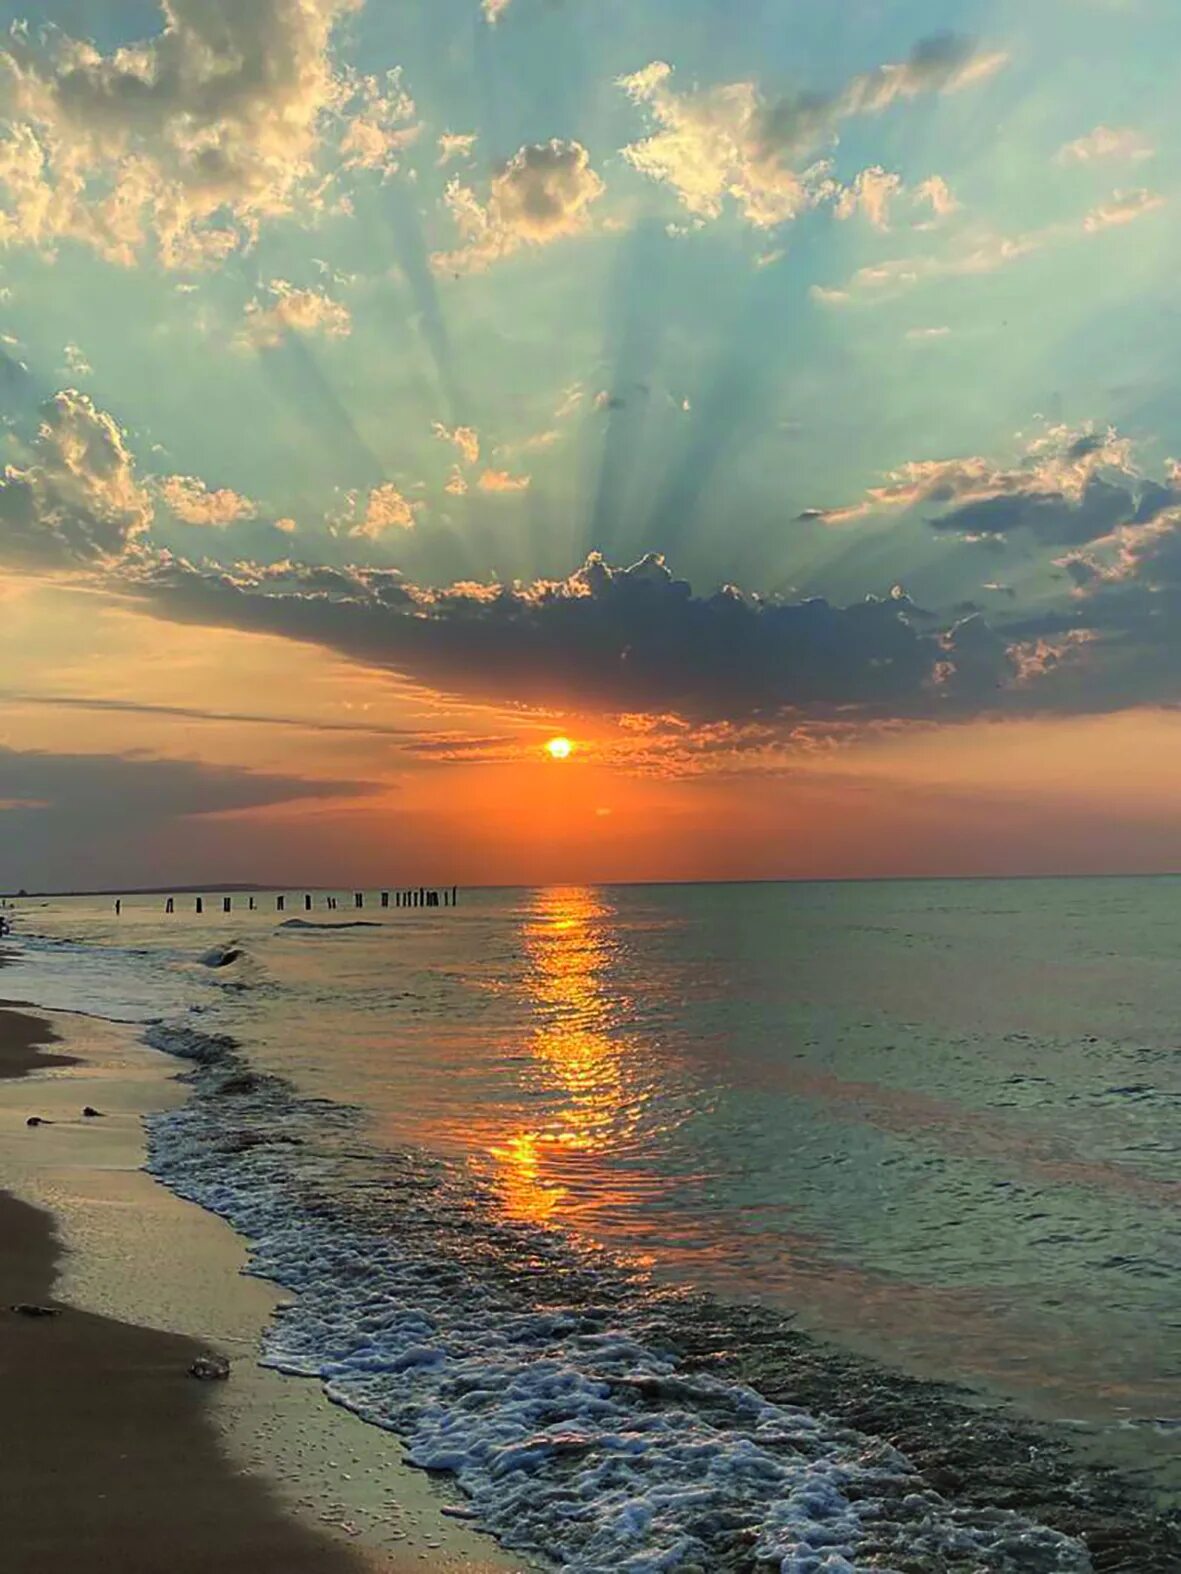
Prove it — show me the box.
[143,1022,1176,1574]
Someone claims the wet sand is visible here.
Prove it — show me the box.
[0,995,532,1574]
[0,1005,374,1574]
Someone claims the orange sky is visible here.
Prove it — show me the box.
[5,582,1181,889]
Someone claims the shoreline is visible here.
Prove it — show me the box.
[0,999,533,1573]
[1,940,1175,1570]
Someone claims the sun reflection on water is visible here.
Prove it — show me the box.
[488,886,640,1227]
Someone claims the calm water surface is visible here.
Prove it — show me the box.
[8,878,1180,1484]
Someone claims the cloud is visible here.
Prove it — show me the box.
[802,423,1157,548]
[432,422,480,466]
[0,0,367,268]
[0,389,152,564]
[617,36,1003,229]
[125,549,1016,723]
[912,175,959,221]
[477,468,531,493]
[836,166,904,230]
[1084,187,1166,231]
[438,132,477,167]
[339,68,421,175]
[814,183,1164,304]
[346,482,419,538]
[617,61,832,228]
[0,744,376,856]
[1056,126,1155,165]
[931,475,1136,547]
[483,0,513,22]
[835,169,958,231]
[0,689,450,743]
[813,232,1044,304]
[62,342,92,377]
[835,32,1008,114]
[238,280,352,349]
[906,325,952,340]
[432,140,605,274]
[159,475,257,527]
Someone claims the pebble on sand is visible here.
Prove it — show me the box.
[188,1354,231,1381]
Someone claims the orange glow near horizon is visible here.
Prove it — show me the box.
[545,735,574,760]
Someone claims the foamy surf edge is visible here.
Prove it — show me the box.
[137,1020,1150,1574]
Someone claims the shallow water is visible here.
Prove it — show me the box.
[6,878,1179,1520]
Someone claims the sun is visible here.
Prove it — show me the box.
[545,735,574,761]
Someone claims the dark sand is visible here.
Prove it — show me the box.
[0,1005,371,1574]
[0,1003,76,1078]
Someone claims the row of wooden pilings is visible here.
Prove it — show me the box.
[153,888,459,915]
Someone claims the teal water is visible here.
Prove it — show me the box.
[7,877,1179,1493]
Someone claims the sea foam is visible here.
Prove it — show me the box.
[144,1022,1093,1573]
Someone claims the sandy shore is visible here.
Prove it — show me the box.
[0,1000,534,1573]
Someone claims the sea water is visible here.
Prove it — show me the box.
[5,879,1178,1568]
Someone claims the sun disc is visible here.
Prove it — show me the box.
[545,736,574,760]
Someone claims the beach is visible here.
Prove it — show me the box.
[0,997,531,1573]
[0,887,1177,1572]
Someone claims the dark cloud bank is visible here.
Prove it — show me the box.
[133,551,1009,720]
[5,390,1181,726]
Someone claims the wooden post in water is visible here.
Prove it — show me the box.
[277,894,285,911]
[249,896,255,911]
[165,897,174,914]
[196,897,203,914]
[381,891,389,908]
[354,892,363,909]
[223,896,232,914]
[452,885,458,907]
[305,894,312,911]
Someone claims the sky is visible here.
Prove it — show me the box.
[2,0,1181,889]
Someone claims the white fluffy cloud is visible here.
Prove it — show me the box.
[432,140,605,274]
[158,475,257,526]
[617,62,828,228]
[836,166,904,230]
[0,390,153,562]
[0,0,390,267]
[238,280,353,349]
[339,68,421,175]
[348,482,419,537]
[618,37,1004,230]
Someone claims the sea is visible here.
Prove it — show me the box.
[3,878,1178,1572]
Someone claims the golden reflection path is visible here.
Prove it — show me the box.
[488,887,647,1228]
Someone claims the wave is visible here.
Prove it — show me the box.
[277,918,383,931]
[142,1023,1174,1573]
[200,942,246,969]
